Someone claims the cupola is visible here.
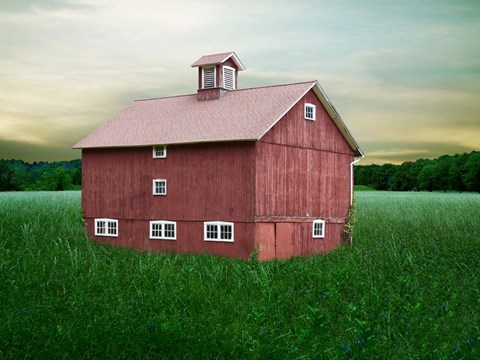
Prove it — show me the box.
[191,51,246,101]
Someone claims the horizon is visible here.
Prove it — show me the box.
[1,0,479,165]
[2,149,478,167]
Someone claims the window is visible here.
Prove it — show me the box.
[223,66,235,90]
[153,179,167,195]
[153,145,167,158]
[95,218,118,237]
[202,66,215,89]
[150,221,176,240]
[204,221,234,242]
[304,103,316,121]
[312,220,325,238]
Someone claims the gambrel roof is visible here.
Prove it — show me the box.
[73,80,363,157]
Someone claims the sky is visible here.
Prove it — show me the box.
[1,0,479,165]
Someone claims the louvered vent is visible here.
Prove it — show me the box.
[203,67,215,88]
[223,66,235,90]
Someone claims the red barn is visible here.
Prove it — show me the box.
[74,52,363,260]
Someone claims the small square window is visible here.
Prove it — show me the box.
[305,103,316,121]
[150,221,176,240]
[204,222,234,242]
[95,218,118,237]
[312,220,325,238]
[153,179,167,195]
[153,145,167,158]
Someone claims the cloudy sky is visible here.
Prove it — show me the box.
[1,0,479,164]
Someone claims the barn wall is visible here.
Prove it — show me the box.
[255,88,354,219]
[255,142,352,219]
[82,142,255,222]
[293,222,344,256]
[82,142,256,256]
[254,221,344,260]
[254,89,354,258]
[84,218,255,259]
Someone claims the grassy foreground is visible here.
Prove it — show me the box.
[0,191,479,358]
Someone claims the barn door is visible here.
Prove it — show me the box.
[275,223,294,259]
[256,223,275,261]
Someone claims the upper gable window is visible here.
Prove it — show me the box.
[312,219,325,238]
[153,145,167,158]
[304,103,316,121]
[223,66,235,90]
[202,67,216,89]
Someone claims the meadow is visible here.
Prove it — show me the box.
[0,191,479,359]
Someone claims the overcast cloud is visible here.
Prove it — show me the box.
[1,0,479,164]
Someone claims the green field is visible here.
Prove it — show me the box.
[1,191,479,358]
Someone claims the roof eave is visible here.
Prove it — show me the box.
[311,81,364,157]
[73,138,258,150]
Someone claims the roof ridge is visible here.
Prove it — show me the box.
[134,93,195,102]
[231,80,315,92]
[134,81,316,102]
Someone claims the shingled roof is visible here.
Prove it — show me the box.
[73,80,363,156]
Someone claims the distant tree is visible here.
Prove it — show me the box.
[31,167,74,191]
[463,152,480,192]
[0,161,14,190]
[0,159,81,191]
[418,164,439,191]
[9,160,31,190]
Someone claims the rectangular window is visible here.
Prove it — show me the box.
[203,67,215,89]
[312,219,325,238]
[204,221,234,242]
[153,145,167,158]
[223,66,235,90]
[305,103,316,121]
[95,218,118,237]
[153,179,167,195]
[150,221,176,240]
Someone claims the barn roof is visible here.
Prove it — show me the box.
[191,51,246,70]
[73,81,363,157]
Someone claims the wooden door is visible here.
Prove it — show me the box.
[256,223,275,261]
[275,223,294,259]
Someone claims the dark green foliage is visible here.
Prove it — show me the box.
[1,191,479,358]
[355,151,480,192]
[463,152,480,192]
[0,159,81,191]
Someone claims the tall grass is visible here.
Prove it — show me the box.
[0,191,479,358]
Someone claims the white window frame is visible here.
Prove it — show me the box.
[304,103,316,121]
[95,218,118,237]
[222,65,236,90]
[202,66,216,89]
[152,145,167,158]
[312,219,325,238]
[152,179,167,195]
[204,221,234,242]
[150,220,176,240]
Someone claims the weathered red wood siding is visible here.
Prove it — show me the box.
[254,89,354,257]
[82,142,256,258]
[85,219,255,258]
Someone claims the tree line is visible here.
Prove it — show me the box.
[0,159,81,191]
[354,151,480,192]
[1,151,479,192]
